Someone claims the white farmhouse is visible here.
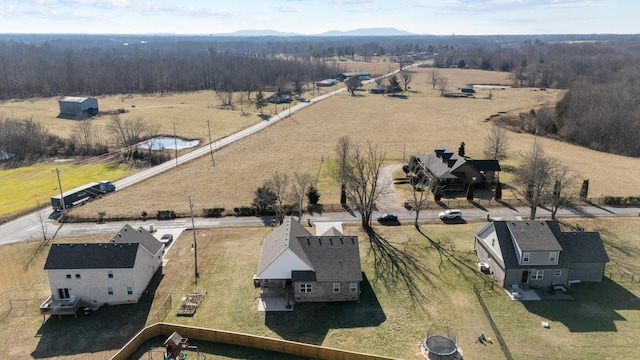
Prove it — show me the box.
[40,225,163,317]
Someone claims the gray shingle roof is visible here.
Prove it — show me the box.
[109,224,163,255]
[468,159,501,172]
[506,221,563,252]
[478,220,606,270]
[296,235,362,282]
[558,231,610,263]
[44,243,139,270]
[257,217,362,282]
[256,217,313,275]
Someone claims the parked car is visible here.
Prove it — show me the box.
[296,96,310,103]
[438,209,462,220]
[377,213,398,222]
[159,233,173,244]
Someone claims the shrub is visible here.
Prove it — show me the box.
[203,208,225,218]
[233,206,258,216]
[156,210,176,220]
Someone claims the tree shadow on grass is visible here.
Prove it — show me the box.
[31,270,163,358]
[364,227,437,309]
[522,279,640,332]
[415,226,485,284]
[265,272,385,345]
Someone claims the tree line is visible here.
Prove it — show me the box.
[0,40,338,99]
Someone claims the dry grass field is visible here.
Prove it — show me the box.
[5,65,640,220]
[1,217,639,359]
[59,65,640,220]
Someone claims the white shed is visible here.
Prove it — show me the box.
[58,96,99,119]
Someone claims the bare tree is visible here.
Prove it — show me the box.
[483,124,511,160]
[345,76,362,96]
[107,115,151,161]
[429,69,439,89]
[400,70,412,91]
[374,77,383,86]
[436,76,449,96]
[546,165,577,220]
[514,143,556,220]
[405,156,442,228]
[216,90,234,108]
[335,139,388,229]
[34,200,50,242]
[266,171,289,224]
[291,172,313,221]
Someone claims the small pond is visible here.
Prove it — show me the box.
[139,137,200,150]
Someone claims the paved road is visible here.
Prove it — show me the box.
[2,203,638,244]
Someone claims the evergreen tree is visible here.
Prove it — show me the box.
[255,90,267,114]
[386,74,402,95]
[458,142,466,157]
[466,182,474,201]
[306,184,320,205]
[580,179,589,199]
[494,181,502,201]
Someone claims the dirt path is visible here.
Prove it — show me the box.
[377,163,405,213]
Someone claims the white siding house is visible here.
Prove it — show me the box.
[41,225,163,316]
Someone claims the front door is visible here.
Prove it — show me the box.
[521,271,529,284]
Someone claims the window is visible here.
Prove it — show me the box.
[127,287,133,295]
[263,278,269,283]
[549,252,557,263]
[57,288,70,299]
[531,270,544,280]
[107,287,113,295]
[555,270,562,277]
[107,270,113,278]
[300,283,312,293]
[522,252,530,263]
[491,238,495,247]
[350,283,358,292]
[66,272,72,279]
[333,283,340,293]
[75,274,81,279]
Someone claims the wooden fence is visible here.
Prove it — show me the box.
[109,322,401,360]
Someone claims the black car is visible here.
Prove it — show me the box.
[377,213,398,222]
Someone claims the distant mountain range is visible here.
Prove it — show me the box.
[216,28,418,37]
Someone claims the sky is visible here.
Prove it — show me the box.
[0,0,638,36]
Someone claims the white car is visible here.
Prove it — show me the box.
[438,209,462,220]
[159,233,173,244]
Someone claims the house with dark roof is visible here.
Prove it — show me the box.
[267,91,292,104]
[338,71,371,81]
[417,146,501,191]
[40,224,163,316]
[253,217,362,310]
[369,84,386,94]
[474,220,609,289]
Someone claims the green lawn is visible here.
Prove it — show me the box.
[0,162,132,221]
[1,218,639,359]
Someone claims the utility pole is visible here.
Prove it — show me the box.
[206,119,215,167]
[189,196,199,285]
[55,168,65,211]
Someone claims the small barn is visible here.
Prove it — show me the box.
[316,78,337,87]
[58,96,99,119]
[369,84,386,94]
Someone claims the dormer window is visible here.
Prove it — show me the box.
[549,252,557,263]
[522,252,530,263]
[107,270,114,278]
